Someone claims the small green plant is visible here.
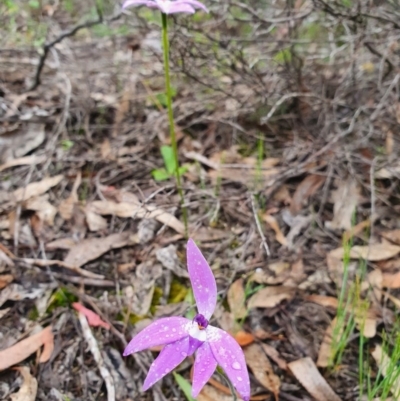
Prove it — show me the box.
[173,372,196,401]
[61,139,74,151]
[152,145,189,181]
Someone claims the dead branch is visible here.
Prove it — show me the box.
[27,10,123,92]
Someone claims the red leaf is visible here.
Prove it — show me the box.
[72,302,110,330]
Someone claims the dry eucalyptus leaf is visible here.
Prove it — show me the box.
[0,326,54,371]
[382,271,400,288]
[0,284,48,308]
[288,357,342,401]
[58,172,81,220]
[260,343,287,371]
[24,195,57,226]
[198,384,240,401]
[85,209,108,232]
[0,155,46,173]
[381,229,400,245]
[329,243,400,262]
[64,232,138,267]
[371,345,400,397]
[248,286,295,309]
[12,175,63,203]
[325,178,360,230]
[244,343,280,400]
[227,278,247,319]
[290,174,325,215]
[89,200,184,234]
[10,366,38,401]
[263,214,288,246]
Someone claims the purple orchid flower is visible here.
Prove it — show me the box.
[122,0,208,15]
[123,239,250,400]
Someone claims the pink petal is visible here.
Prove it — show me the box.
[123,317,191,356]
[143,336,190,390]
[207,326,250,401]
[192,342,218,397]
[186,239,217,320]
[122,0,154,8]
[165,3,195,13]
[180,0,208,12]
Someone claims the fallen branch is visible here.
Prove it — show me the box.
[28,10,123,91]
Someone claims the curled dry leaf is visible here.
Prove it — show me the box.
[329,243,400,262]
[64,232,138,268]
[72,302,110,330]
[58,172,81,220]
[0,283,49,308]
[247,286,295,309]
[198,384,239,401]
[244,343,280,400]
[288,357,342,401]
[12,175,63,203]
[88,199,184,235]
[10,366,38,401]
[290,174,325,216]
[0,326,54,371]
[260,343,287,371]
[234,331,255,347]
[306,294,339,309]
[381,229,400,245]
[227,278,247,319]
[371,345,400,397]
[263,214,288,246]
[325,178,360,230]
[381,271,400,288]
[24,195,57,226]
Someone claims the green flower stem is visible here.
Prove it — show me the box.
[161,12,188,238]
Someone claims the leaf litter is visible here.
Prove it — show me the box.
[1,2,400,401]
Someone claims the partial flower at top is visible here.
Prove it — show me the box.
[122,0,208,15]
[123,239,250,401]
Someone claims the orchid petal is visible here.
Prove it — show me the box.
[188,336,204,356]
[165,3,196,14]
[143,336,190,390]
[186,239,217,319]
[180,0,208,12]
[192,342,218,397]
[123,317,191,356]
[122,0,153,9]
[208,326,250,401]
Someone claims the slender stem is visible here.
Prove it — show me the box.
[217,368,237,401]
[161,12,188,238]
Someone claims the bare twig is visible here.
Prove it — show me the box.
[78,312,116,401]
[250,193,270,257]
[28,11,123,91]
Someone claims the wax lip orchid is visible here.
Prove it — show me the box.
[123,239,250,400]
[122,0,208,15]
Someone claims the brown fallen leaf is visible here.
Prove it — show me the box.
[198,384,240,401]
[317,317,339,368]
[382,271,400,288]
[381,229,400,245]
[263,214,288,246]
[0,273,13,289]
[244,343,280,400]
[260,343,287,371]
[248,286,295,309]
[0,155,46,173]
[12,175,63,203]
[58,172,81,220]
[325,178,360,230]
[10,366,38,401]
[306,294,339,309]
[342,219,371,243]
[89,200,184,235]
[290,174,325,215]
[0,326,54,371]
[371,345,400,397]
[64,232,138,268]
[24,195,57,226]
[329,243,400,262]
[227,278,247,319]
[288,357,342,401]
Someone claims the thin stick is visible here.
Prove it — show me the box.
[250,193,270,257]
[217,369,238,401]
[78,313,115,401]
